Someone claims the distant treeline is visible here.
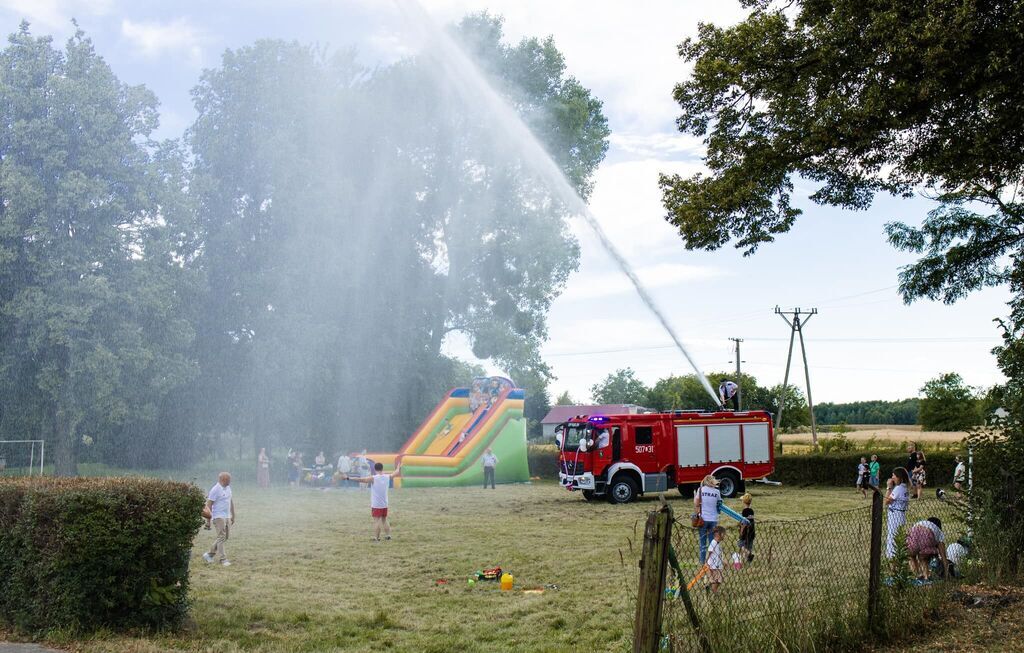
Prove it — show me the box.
[813,399,919,425]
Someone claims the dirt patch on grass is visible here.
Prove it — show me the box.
[869,584,1024,652]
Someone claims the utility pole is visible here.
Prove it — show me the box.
[728,337,744,410]
[774,307,819,447]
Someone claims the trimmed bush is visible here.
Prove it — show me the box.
[774,451,963,487]
[528,445,559,479]
[526,445,964,488]
[0,477,204,635]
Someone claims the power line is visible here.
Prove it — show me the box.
[544,335,997,357]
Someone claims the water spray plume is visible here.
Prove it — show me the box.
[394,0,720,406]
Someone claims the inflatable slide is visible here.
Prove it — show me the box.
[366,377,528,487]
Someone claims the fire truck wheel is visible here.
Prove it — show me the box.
[715,471,740,498]
[582,490,596,501]
[608,476,638,504]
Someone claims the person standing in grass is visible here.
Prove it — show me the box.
[203,472,235,567]
[705,526,726,592]
[348,461,401,541]
[738,493,756,563]
[257,447,271,489]
[953,456,966,493]
[869,454,881,488]
[884,467,911,558]
[481,448,499,489]
[856,456,870,498]
[693,475,722,564]
[911,451,927,499]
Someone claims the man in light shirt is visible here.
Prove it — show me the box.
[481,448,499,489]
[718,380,739,410]
[348,461,401,541]
[202,472,235,566]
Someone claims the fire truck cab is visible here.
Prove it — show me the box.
[556,410,775,503]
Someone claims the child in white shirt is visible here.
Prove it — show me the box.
[706,526,726,592]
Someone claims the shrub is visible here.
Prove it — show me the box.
[774,451,962,487]
[0,477,204,635]
[528,444,559,479]
[819,433,855,453]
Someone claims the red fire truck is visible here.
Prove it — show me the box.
[556,410,775,503]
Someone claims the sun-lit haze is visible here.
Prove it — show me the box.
[2,0,1007,405]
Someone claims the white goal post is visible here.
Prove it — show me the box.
[0,439,45,476]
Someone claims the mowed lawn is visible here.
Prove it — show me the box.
[59,483,872,653]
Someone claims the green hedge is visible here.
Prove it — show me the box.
[526,445,964,488]
[0,477,204,635]
[774,451,963,487]
[528,445,559,479]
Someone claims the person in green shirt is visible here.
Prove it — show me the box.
[869,454,881,488]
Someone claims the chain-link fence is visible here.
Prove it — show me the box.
[634,492,969,652]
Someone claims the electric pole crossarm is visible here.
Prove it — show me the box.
[774,307,819,447]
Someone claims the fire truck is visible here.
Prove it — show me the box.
[556,409,775,503]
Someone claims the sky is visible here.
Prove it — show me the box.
[0,0,1008,405]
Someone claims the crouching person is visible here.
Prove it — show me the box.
[906,517,947,581]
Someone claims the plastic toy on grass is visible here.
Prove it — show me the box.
[719,503,750,525]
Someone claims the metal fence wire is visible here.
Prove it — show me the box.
[657,495,968,653]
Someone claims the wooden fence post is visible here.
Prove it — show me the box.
[633,504,673,653]
[867,488,883,631]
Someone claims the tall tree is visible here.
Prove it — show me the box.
[918,373,982,432]
[554,390,578,406]
[660,1,1024,572]
[188,16,609,455]
[388,13,609,385]
[660,0,1024,256]
[0,25,197,474]
[590,368,650,405]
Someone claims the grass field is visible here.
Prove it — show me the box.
[20,482,898,653]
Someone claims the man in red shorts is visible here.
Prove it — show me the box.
[906,517,948,581]
[349,461,401,541]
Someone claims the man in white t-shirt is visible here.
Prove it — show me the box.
[348,461,401,541]
[202,472,235,566]
[481,448,499,489]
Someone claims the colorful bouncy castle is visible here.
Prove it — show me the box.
[366,377,529,487]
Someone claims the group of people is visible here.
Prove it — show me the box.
[855,443,968,499]
[691,447,968,593]
[202,445,503,564]
[882,466,967,581]
[258,448,377,489]
[692,475,756,593]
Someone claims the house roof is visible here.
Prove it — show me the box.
[541,404,641,424]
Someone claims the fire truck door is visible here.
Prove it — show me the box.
[629,421,662,468]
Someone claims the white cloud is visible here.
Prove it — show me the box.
[121,18,205,66]
[0,0,113,31]
[559,262,725,302]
